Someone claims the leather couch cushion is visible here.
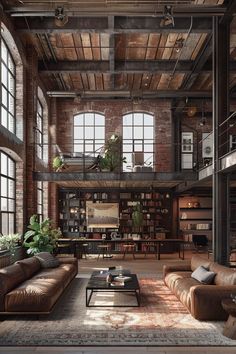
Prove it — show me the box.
[165,271,199,312]
[191,255,211,271]
[16,257,41,279]
[0,263,26,295]
[209,262,236,285]
[35,252,60,268]
[4,263,77,313]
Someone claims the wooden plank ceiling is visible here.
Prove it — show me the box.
[2,0,231,96]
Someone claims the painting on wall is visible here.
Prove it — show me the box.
[86,202,119,228]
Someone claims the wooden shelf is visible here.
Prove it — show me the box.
[180,218,212,221]
[180,207,212,211]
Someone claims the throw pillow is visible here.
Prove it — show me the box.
[191,265,216,284]
[35,252,60,268]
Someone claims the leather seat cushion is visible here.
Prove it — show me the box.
[4,264,77,312]
[191,255,211,272]
[165,271,200,311]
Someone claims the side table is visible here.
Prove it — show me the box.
[221,298,236,339]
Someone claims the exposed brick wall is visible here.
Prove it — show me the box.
[56,99,173,172]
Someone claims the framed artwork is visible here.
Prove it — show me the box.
[181,154,193,169]
[86,201,119,228]
[181,132,193,153]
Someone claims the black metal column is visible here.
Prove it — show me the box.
[212,16,230,265]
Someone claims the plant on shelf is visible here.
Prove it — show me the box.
[52,155,65,172]
[23,215,62,255]
[99,134,126,172]
[132,203,143,233]
[0,233,21,255]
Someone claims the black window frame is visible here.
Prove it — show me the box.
[36,98,43,160]
[0,151,16,235]
[37,181,44,223]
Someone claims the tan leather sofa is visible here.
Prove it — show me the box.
[163,255,236,320]
[0,256,78,314]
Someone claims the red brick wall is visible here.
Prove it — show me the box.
[56,99,173,172]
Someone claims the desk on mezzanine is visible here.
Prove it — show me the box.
[57,238,189,260]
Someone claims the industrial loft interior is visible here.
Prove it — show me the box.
[1,0,236,353]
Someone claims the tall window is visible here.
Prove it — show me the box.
[123,112,154,171]
[0,152,16,235]
[37,181,43,223]
[36,98,43,159]
[0,38,16,134]
[73,112,105,155]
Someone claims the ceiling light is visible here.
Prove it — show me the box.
[199,118,206,127]
[187,106,197,117]
[160,5,174,28]
[54,7,68,27]
[175,38,184,53]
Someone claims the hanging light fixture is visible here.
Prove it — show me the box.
[54,7,68,27]
[199,100,206,126]
[160,5,175,28]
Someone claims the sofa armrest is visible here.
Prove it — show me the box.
[190,285,236,320]
[163,262,191,278]
[56,256,78,265]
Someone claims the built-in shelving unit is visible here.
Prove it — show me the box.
[59,188,171,238]
[178,196,212,243]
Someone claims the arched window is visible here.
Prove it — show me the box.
[73,112,105,156]
[123,112,154,172]
[0,38,16,134]
[0,152,16,235]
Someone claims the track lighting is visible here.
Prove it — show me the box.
[54,7,68,27]
[160,5,175,28]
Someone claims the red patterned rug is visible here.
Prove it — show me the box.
[0,277,235,346]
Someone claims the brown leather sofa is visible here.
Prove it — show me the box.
[163,255,236,320]
[0,256,78,314]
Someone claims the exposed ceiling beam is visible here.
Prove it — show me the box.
[7,5,227,17]
[14,17,213,34]
[38,60,236,75]
[220,0,236,25]
[46,90,213,99]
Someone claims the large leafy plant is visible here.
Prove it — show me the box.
[99,134,126,172]
[23,215,62,255]
[52,156,65,172]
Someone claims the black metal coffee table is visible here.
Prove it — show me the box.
[86,272,140,307]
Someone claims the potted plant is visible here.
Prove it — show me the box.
[99,134,126,172]
[52,155,65,172]
[132,203,143,233]
[0,233,22,268]
[23,215,62,255]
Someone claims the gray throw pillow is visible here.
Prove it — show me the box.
[191,265,216,285]
[35,252,60,268]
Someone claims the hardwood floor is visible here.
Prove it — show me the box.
[1,251,234,354]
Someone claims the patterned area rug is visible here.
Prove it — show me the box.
[0,277,236,346]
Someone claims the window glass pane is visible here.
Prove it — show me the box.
[144,153,153,165]
[134,126,143,139]
[1,107,8,128]
[95,144,104,153]
[1,41,7,64]
[8,180,15,198]
[8,199,15,212]
[123,114,132,126]
[85,126,94,139]
[9,94,14,115]
[144,126,153,139]
[74,126,83,139]
[85,113,94,126]
[134,113,143,126]
[1,177,7,197]
[123,126,132,139]
[8,159,15,178]
[144,114,153,126]
[134,143,143,152]
[96,126,105,139]
[1,65,8,88]
[95,114,104,126]
[85,144,94,153]
[74,114,83,126]
[144,143,154,152]
[8,55,15,74]
[8,115,15,133]
[1,154,7,175]
[123,144,132,152]
[2,86,8,107]
[8,73,15,94]
[8,214,14,233]
[74,144,83,153]
[1,197,7,211]
[1,214,8,235]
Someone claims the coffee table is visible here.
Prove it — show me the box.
[86,271,140,307]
